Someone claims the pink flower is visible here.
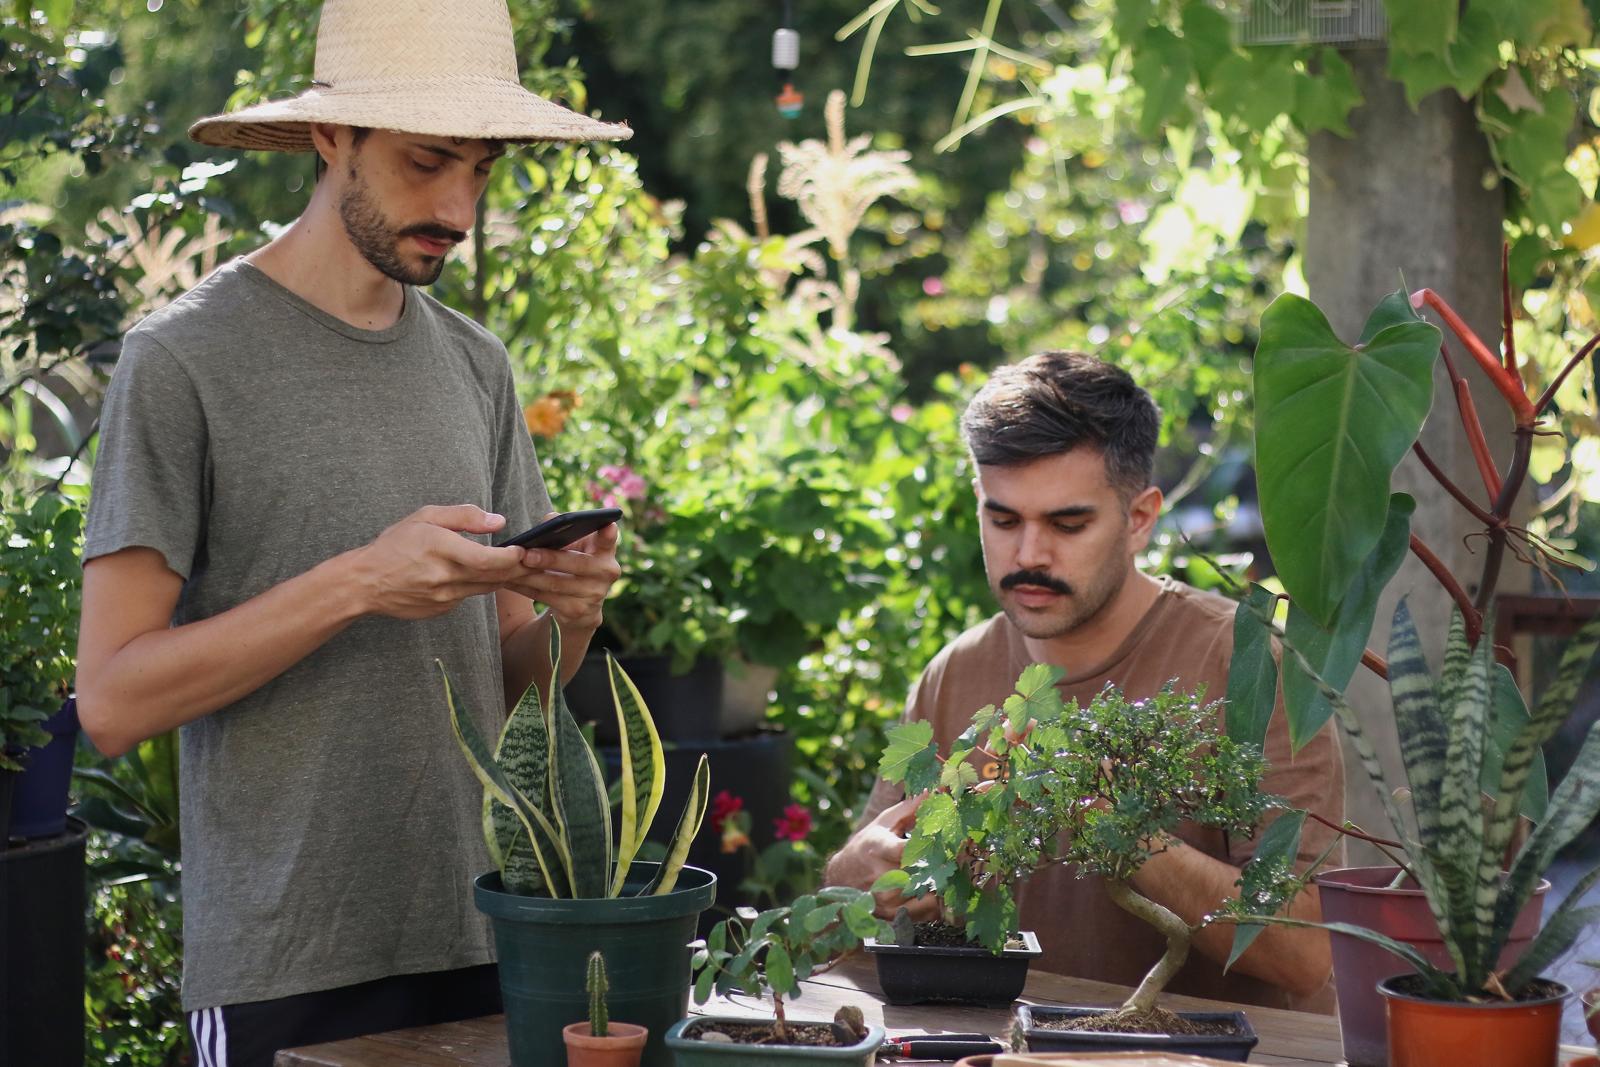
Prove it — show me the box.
[598,464,626,482]
[710,790,744,832]
[1117,200,1148,225]
[921,276,945,296]
[616,471,648,500]
[772,804,813,843]
[891,404,914,424]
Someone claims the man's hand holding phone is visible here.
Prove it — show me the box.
[501,509,622,633]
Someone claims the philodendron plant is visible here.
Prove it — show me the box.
[439,622,710,898]
[1227,600,1600,1002]
[875,667,1275,1022]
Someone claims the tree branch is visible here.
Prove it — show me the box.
[1105,878,1192,1015]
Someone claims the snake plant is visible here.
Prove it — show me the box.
[438,622,710,898]
[1230,598,1600,1001]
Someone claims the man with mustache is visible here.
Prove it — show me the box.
[824,351,1345,1010]
[73,2,628,1063]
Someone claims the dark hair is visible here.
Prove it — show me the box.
[960,350,1160,497]
[313,126,371,181]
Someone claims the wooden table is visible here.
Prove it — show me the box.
[275,954,1595,1066]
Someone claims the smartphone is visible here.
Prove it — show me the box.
[495,508,623,550]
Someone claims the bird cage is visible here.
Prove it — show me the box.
[1234,0,1388,47]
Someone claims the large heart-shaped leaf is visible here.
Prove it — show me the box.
[1254,293,1438,627]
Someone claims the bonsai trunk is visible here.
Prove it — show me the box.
[1105,878,1192,1015]
[772,994,788,1043]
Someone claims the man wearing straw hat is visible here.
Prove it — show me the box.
[74,2,629,1063]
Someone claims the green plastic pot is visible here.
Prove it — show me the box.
[475,863,716,1067]
[664,1016,885,1065]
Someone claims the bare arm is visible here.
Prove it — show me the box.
[1130,836,1331,998]
[77,505,528,758]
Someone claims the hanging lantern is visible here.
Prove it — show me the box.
[772,7,803,119]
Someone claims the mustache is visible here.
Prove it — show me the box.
[399,223,468,243]
[1000,570,1073,596]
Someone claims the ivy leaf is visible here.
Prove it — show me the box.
[1180,0,1235,87]
[879,720,939,793]
[871,869,911,894]
[1387,0,1458,58]
[1132,27,1194,139]
[1013,663,1065,722]
[916,791,961,843]
[940,758,980,791]
[1387,4,1501,105]
[1292,49,1361,137]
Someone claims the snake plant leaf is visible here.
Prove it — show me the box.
[1225,584,1280,750]
[1387,599,1449,858]
[1435,620,1492,982]
[488,676,555,896]
[1499,864,1600,995]
[1437,609,1472,718]
[644,753,710,896]
[1482,665,1547,822]
[440,661,567,895]
[1281,494,1415,751]
[608,653,666,896]
[1231,914,1444,980]
[1253,292,1438,627]
[549,673,614,898]
[1497,718,1600,945]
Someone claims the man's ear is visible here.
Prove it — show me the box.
[308,122,342,175]
[1126,484,1163,550]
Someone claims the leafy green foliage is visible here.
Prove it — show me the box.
[1252,292,1438,629]
[443,623,710,899]
[691,886,891,1038]
[880,667,1275,1007]
[0,492,81,769]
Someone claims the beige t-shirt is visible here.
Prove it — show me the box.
[858,576,1344,1011]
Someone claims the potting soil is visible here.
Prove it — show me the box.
[1036,1006,1240,1037]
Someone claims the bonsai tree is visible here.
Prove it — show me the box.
[0,493,81,772]
[689,885,887,1044]
[1226,600,1600,1003]
[441,621,710,898]
[873,666,1276,1026]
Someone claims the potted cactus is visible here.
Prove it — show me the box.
[562,951,648,1067]
[441,622,716,1067]
[873,668,1274,1061]
[668,886,889,1063]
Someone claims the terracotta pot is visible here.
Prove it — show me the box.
[1379,974,1568,1067]
[562,1021,647,1067]
[1583,986,1600,1043]
[1316,866,1549,1067]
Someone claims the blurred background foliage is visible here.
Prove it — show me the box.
[4,1,1600,1062]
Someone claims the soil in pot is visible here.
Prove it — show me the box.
[908,921,1028,950]
[682,1020,853,1047]
[865,929,1042,1006]
[1380,972,1568,1067]
[1016,1004,1258,1062]
[665,1015,885,1064]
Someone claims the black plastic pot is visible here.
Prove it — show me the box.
[565,652,725,742]
[1015,1003,1259,1062]
[1,816,86,1065]
[475,862,716,1067]
[8,697,80,840]
[864,931,1042,1006]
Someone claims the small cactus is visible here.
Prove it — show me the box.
[586,951,609,1037]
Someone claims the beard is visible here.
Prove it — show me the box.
[336,162,459,286]
[991,554,1129,641]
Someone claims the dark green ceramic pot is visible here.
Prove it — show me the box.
[475,863,716,1067]
[664,1016,885,1065]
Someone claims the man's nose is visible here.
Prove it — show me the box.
[1015,522,1051,569]
[435,173,480,234]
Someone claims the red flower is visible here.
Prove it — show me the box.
[772,803,813,843]
[710,790,744,832]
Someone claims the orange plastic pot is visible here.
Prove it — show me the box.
[562,1021,647,1067]
[1378,975,1569,1067]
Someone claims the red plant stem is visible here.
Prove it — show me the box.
[1410,534,1482,640]
[1412,441,1497,526]
[1500,243,1520,386]
[1455,376,1505,499]
[1473,427,1534,616]
[1413,289,1536,426]
[1534,331,1600,416]
[1360,649,1389,680]
[1306,809,1403,850]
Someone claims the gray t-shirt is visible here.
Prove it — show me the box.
[84,259,550,1011]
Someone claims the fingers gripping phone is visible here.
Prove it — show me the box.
[495,508,622,550]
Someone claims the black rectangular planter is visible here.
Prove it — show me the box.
[1015,1003,1259,1062]
[864,930,1042,1006]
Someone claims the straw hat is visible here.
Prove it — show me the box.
[188,0,631,152]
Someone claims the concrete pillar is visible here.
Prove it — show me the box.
[1304,49,1523,858]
